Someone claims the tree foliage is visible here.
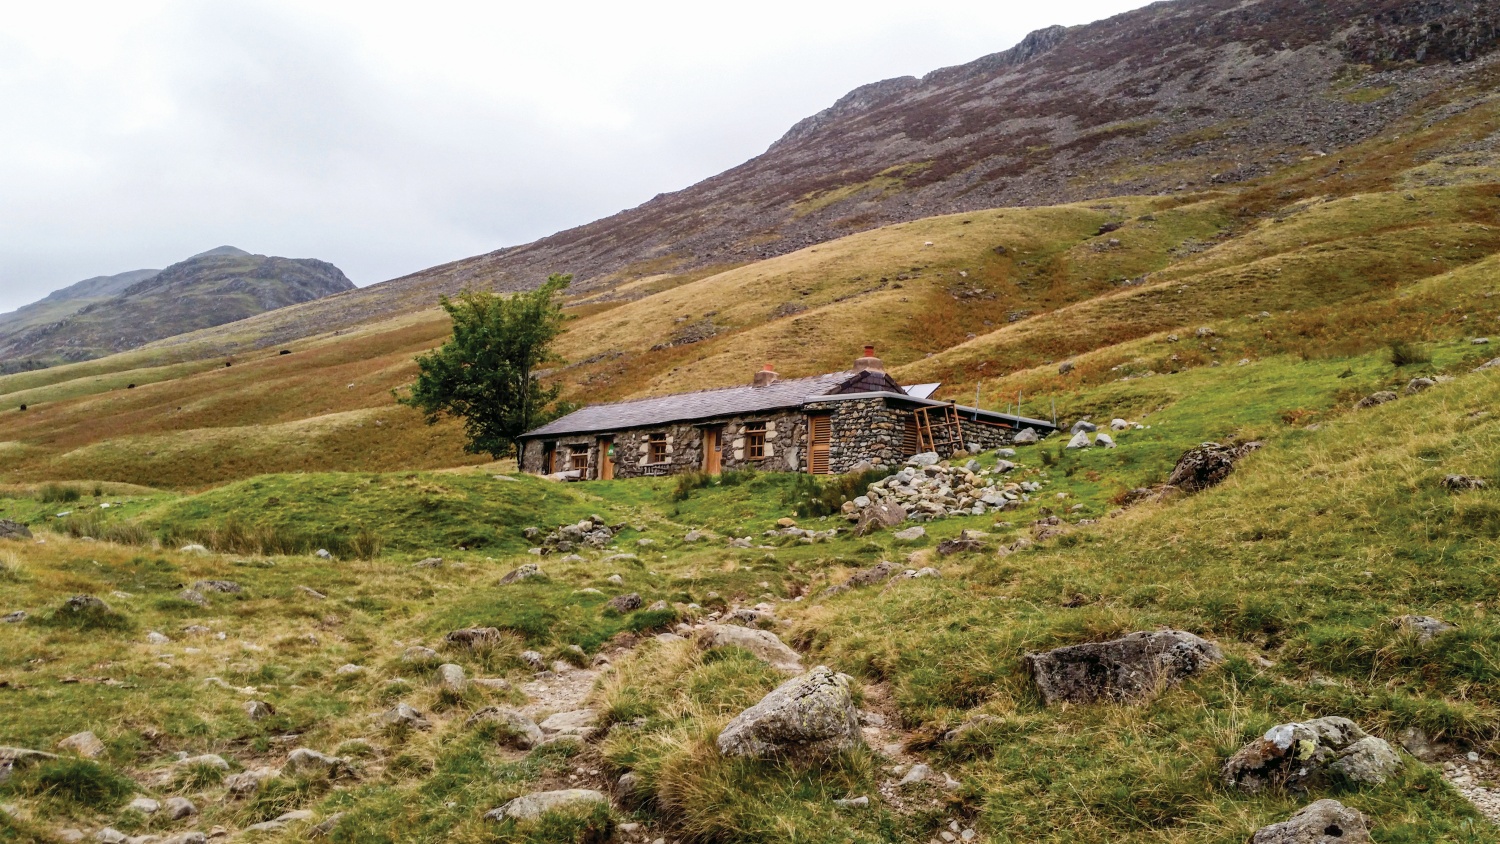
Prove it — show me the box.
[400,274,571,459]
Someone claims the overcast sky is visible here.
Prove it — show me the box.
[0,0,1154,313]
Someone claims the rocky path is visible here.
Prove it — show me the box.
[1443,755,1500,825]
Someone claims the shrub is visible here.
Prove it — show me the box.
[38,483,81,504]
[1388,340,1431,367]
[55,512,153,546]
[5,758,135,809]
[782,467,893,518]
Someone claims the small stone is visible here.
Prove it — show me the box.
[467,707,545,749]
[606,593,643,613]
[243,700,275,721]
[414,557,443,568]
[2,611,25,623]
[297,585,327,600]
[146,631,171,645]
[191,580,241,594]
[314,549,333,560]
[1393,614,1456,642]
[898,763,931,786]
[382,703,432,730]
[484,789,607,821]
[178,544,209,554]
[833,795,869,809]
[520,650,546,670]
[334,663,364,676]
[500,563,543,584]
[282,748,347,778]
[127,797,161,814]
[893,526,927,542]
[539,709,599,740]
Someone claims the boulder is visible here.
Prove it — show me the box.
[174,753,229,771]
[57,731,105,759]
[401,646,439,664]
[893,526,927,542]
[0,520,32,540]
[243,700,275,721]
[282,748,348,778]
[1223,717,1402,793]
[1024,630,1224,706]
[146,631,171,645]
[191,580,241,594]
[315,549,333,560]
[224,767,277,795]
[717,666,863,761]
[466,707,544,749]
[539,709,599,740]
[484,789,608,821]
[126,797,161,814]
[1013,429,1040,445]
[61,595,110,614]
[414,557,443,568]
[825,561,901,595]
[3,611,25,623]
[1165,442,1262,493]
[907,452,941,468]
[697,624,804,674]
[437,663,467,692]
[444,627,503,650]
[1392,615,1455,642]
[382,703,432,731]
[500,564,543,585]
[607,593,643,613]
[1441,474,1487,491]
[1404,377,1436,395]
[520,650,546,670]
[1095,433,1116,448]
[1474,357,1500,372]
[1251,799,1371,844]
[178,544,209,554]
[853,502,908,536]
[1070,420,1097,434]
[1355,391,1398,409]
[1066,431,1092,449]
[163,796,197,820]
[1110,419,1130,431]
[1058,361,1075,375]
[937,533,986,556]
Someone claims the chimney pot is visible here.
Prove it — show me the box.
[754,363,779,387]
[854,345,885,374]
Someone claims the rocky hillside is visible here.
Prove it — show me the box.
[375,0,1500,291]
[0,248,354,372]
[124,0,1500,360]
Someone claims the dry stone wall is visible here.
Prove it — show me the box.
[803,398,907,472]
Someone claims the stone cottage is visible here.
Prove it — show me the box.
[517,347,1057,479]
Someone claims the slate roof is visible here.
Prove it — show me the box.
[522,372,859,438]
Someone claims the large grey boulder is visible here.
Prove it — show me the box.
[1392,615,1455,642]
[906,452,941,468]
[484,788,607,821]
[716,666,863,761]
[1070,420,1097,434]
[1066,431,1092,449]
[1013,429,1040,445]
[1251,799,1371,844]
[1165,442,1261,493]
[853,502,908,537]
[466,707,545,749]
[1224,717,1402,793]
[539,709,599,740]
[697,624,804,674]
[1024,630,1223,705]
[0,520,32,540]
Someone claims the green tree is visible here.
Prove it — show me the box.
[400,274,571,459]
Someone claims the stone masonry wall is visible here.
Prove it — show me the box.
[522,410,809,479]
[804,397,910,473]
[957,417,1018,452]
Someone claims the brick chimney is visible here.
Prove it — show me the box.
[753,363,778,387]
[853,345,885,373]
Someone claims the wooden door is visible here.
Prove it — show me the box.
[598,437,614,480]
[808,414,831,475]
[703,427,722,475]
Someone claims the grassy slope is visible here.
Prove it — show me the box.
[2,335,1500,842]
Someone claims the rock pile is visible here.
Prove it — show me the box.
[524,515,624,554]
[847,454,1032,523]
[1223,717,1402,793]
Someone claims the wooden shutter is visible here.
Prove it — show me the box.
[808,414,832,475]
[903,416,920,457]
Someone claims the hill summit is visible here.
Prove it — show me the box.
[0,248,354,372]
